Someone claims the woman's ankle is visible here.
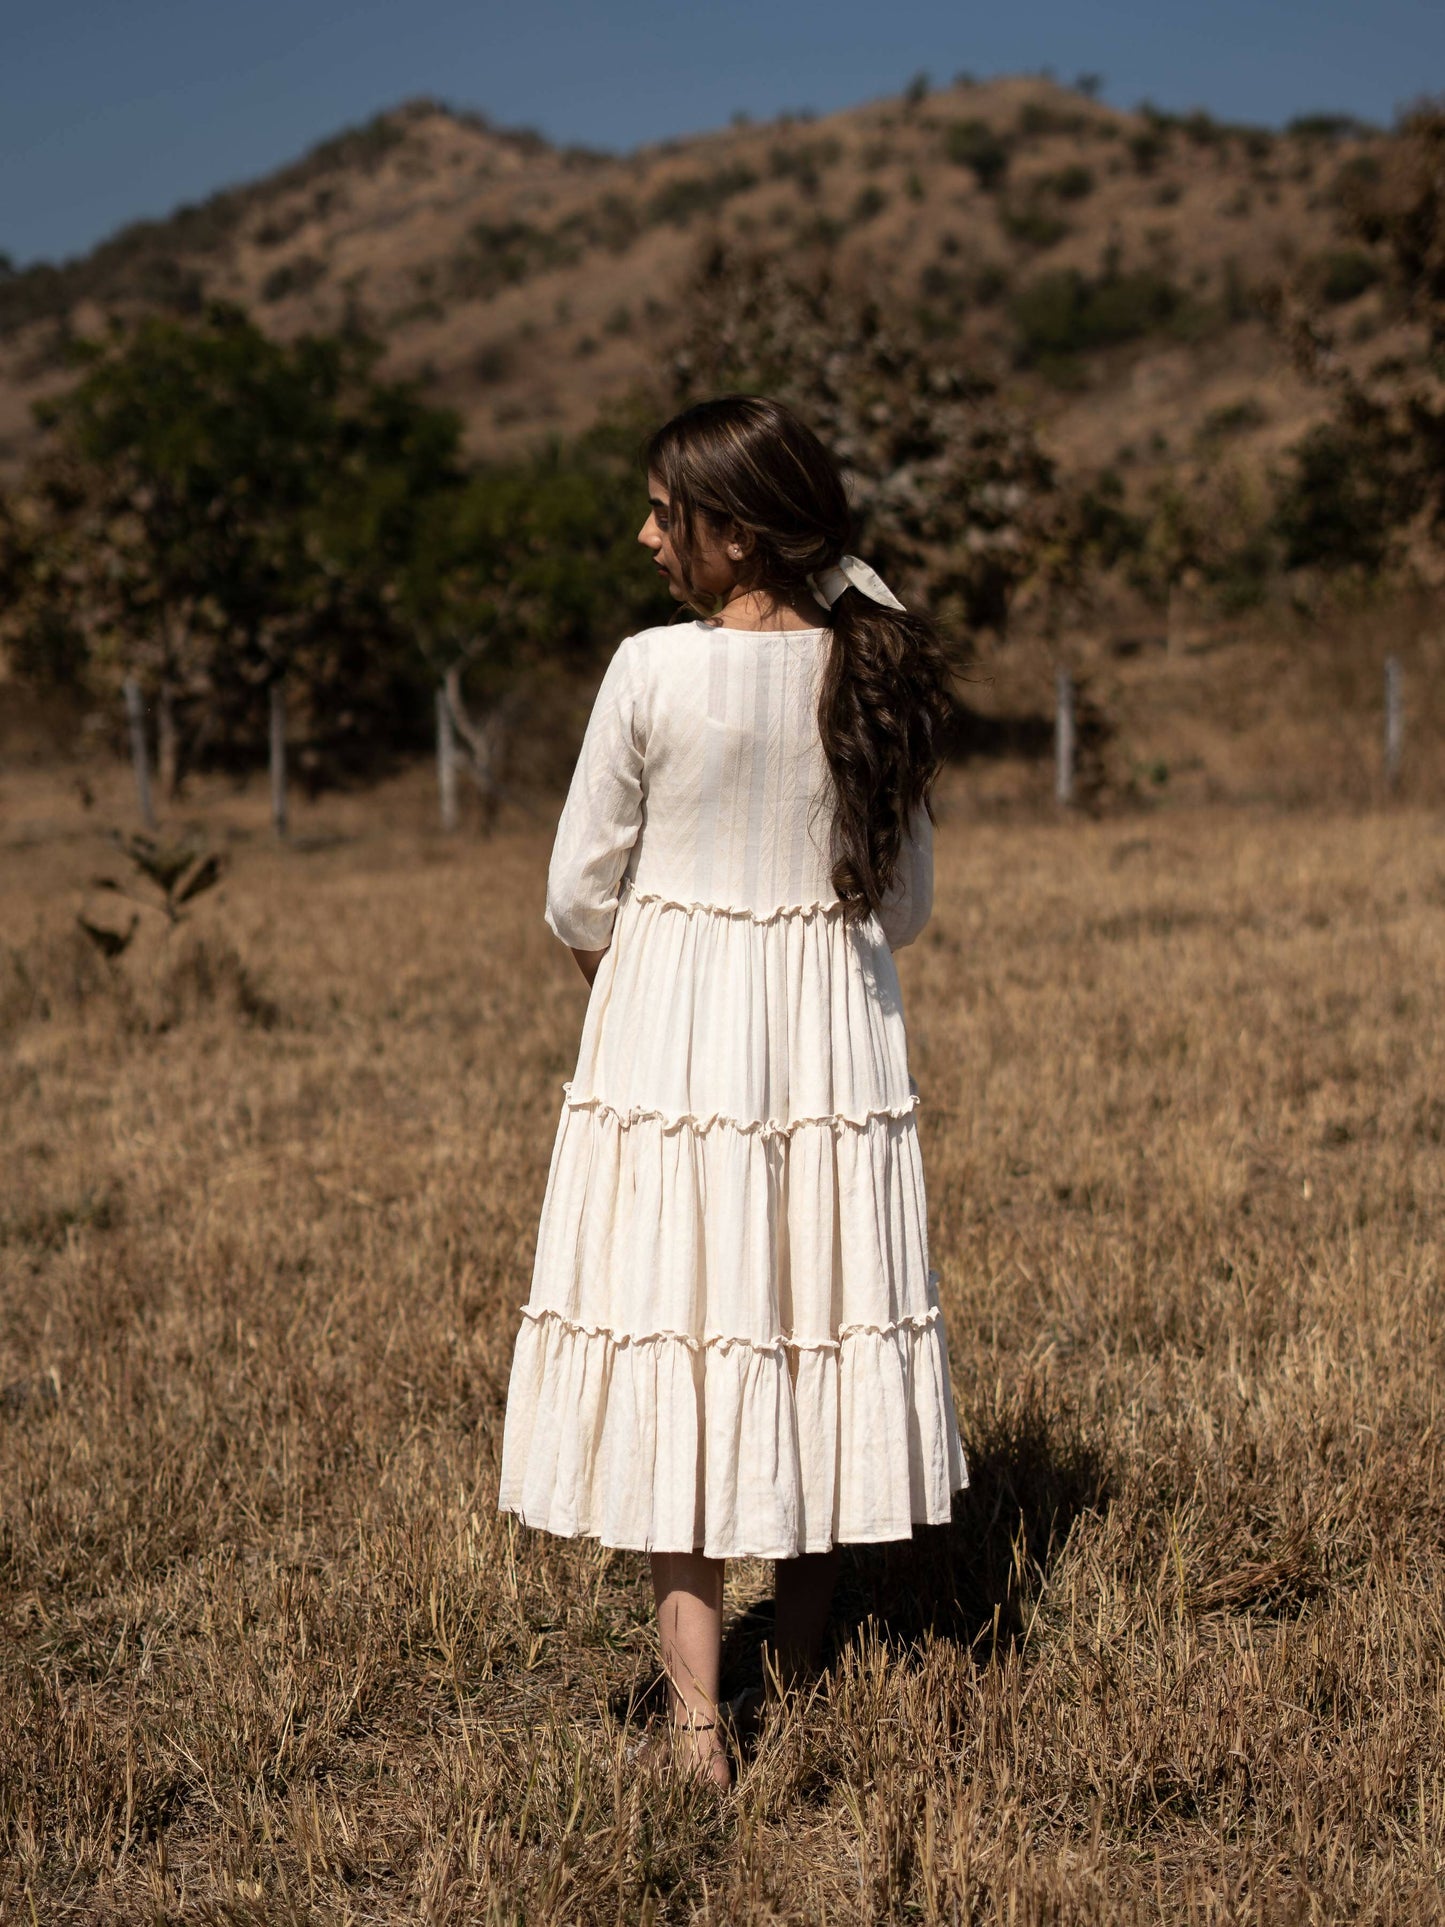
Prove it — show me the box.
[669,1713,732,1786]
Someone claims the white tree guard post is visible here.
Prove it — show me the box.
[123,675,156,832]
[269,679,288,837]
[1384,656,1403,793]
[437,684,459,833]
[1055,667,1076,807]
[157,685,179,800]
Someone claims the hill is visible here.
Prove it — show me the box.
[0,78,1403,497]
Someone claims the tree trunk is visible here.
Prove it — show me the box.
[269,679,288,838]
[123,675,156,832]
[157,683,179,799]
[444,661,513,834]
[436,683,459,832]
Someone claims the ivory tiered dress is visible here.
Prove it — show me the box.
[497,620,967,1559]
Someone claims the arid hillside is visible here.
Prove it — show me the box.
[0,77,1404,490]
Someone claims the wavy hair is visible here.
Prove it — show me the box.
[645,395,954,914]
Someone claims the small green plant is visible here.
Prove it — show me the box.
[80,833,228,958]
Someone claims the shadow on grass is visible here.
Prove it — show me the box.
[720,1383,1112,1696]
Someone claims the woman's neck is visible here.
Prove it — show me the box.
[705,584,830,632]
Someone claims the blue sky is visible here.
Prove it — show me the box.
[3,0,1441,268]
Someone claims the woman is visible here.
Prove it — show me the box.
[499,395,967,1786]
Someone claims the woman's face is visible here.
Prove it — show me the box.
[639,472,741,605]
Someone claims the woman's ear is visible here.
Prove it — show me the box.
[725,526,754,563]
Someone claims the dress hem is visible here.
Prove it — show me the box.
[496,1499,968,1563]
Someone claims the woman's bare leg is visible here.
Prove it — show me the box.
[650,1551,730,1786]
[769,1548,841,1685]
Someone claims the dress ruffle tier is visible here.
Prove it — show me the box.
[498,888,968,1560]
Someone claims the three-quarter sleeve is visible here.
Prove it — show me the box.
[877,807,934,951]
[545,636,647,950]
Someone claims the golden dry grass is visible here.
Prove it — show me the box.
[2,760,1444,1921]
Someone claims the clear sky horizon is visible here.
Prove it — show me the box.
[3,0,1442,270]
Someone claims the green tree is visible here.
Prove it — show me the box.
[1272,100,1445,585]
[670,240,1057,634]
[25,305,465,787]
[5,310,666,801]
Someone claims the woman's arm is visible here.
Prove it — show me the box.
[545,637,648,960]
[877,808,934,951]
[569,945,609,986]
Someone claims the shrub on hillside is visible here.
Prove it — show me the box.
[1045,164,1096,200]
[253,206,309,250]
[1180,111,1228,148]
[767,140,842,196]
[1128,126,1168,174]
[914,258,1012,338]
[999,201,1072,249]
[1015,102,1089,139]
[1011,264,1187,365]
[1307,247,1383,305]
[1329,153,1383,208]
[1198,396,1269,442]
[850,186,889,225]
[646,165,759,228]
[450,220,578,299]
[1273,414,1417,573]
[1288,113,1374,142]
[945,119,1011,190]
[260,254,327,303]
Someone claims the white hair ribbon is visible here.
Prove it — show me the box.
[806,554,907,612]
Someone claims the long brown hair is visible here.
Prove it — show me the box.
[645,395,953,914]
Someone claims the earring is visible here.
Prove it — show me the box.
[729,546,741,559]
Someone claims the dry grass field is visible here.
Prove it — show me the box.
[2,756,1444,1922]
